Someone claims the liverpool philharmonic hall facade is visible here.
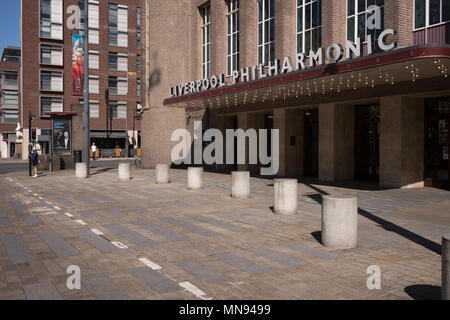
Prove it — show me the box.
[141,0,450,189]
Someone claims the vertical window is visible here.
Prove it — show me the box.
[2,90,19,106]
[415,0,450,29]
[40,71,63,92]
[108,52,128,71]
[258,0,275,65]
[347,0,384,46]
[227,0,240,76]
[89,75,99,94]
[109,4,128,47]
[110,101,127,119]
[40,45,63,65]
[89,100,100,118]
[40,97,63,117]
[1,71,18,87]
[89,50,99,69]
[108,76,128,95]
[40,0,63,40]
[297,0,322,54]
[2,109,18,123]
[136,55,141,73]
[137,78,141,96]
[137,7,141,49]
[202,5,211,79]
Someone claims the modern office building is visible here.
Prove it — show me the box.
[142,0,450,189]
[0,47,21,159]
[20,0,144,160]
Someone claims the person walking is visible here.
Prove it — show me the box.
[31,148,39,178]
[91,142,97,161]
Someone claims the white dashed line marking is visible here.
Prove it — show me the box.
[179,282,212,300]
[75,219,87,226]
[138,258,162,270]
[64,212,74,218]
[91,229,104,236]
[111,241,128,249]
[53,206,61,210]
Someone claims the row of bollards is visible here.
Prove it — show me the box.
[75,163,449,299]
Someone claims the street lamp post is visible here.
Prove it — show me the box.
[82,0,90,177]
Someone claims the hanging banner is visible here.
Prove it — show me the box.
[72,34,84,96]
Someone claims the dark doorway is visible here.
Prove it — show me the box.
[304,110,318,177]
[425,98,450,189]
[355,104,380,181]
[263,113,274,171]
[232,116,238,171]
[9,142,15,158]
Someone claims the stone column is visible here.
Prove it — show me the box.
[76,163,88,179]
[118,163,131,181]
[380,96,424,188]
[188,167,204,190]
[155,164,170,184]
[319,103,355,181]
[273,179,298,215]
[231,171,250,199]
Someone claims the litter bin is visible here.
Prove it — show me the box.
[74,150,82,164]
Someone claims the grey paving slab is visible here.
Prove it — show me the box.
[78,210,99,219]
[249,247,308,267]
[133,220,190,242]
[189,199,217,206]
[73,228,118,253]
[0,218,12,228]
[281,242,340,260]
[149,189,177,197]
[54,198,75,207]
[1,234,36,264]
[133,190,161,200]
[186,214,250,233]
[11,201,27,213]
[175,259,232,283]
[129,267,181,294]
[171,201,193,207]
[23,281,62,300]
[212,252,270,275]
[37,231,80,258]
[152,203,171,210]
[358,235,399,247]
[209,211,269,228]
[104,224,157,247]
[82,274,130,300]
[161,217,221,237]
[236,209,300,225]
[105,208,125,216]
[24,216,43,226]
[53,214,71,222]
[77,196,98,205]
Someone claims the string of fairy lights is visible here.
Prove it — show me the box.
[178,58,448,111]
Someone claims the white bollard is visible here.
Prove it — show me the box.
[156,164,170,184]
[321,195,358,249]
[273,179,298,215]
[118,163,131,181]
[231,171,250,199]
[187,167,203,190]
[443,234,450,300]
[75,163,88,179]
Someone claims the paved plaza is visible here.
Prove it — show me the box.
[0,164,449,300]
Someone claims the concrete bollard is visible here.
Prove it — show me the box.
[75,163,88,179]
[321,195,358,249]
[231,171,250,199]
[155,164,170,184]
[187,167,204,190]
[273,179,298,215]
[442,234,450,300]
[118,163,131,181]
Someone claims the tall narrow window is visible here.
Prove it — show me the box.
[137,7,141,49]
[258,0,275,65]
[227,0,240,76]
[109,4,128,47]
[415,0,450,29]
[202,5,211,79]
[40,0,63,40]
[347,0,384,44]
[297,0,322,54]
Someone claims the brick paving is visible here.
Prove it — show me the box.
[0,166,449,300]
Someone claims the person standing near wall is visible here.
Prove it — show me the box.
[91,142,97,161]
[31,148,39,178]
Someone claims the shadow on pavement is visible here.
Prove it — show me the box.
[404,285,441,300]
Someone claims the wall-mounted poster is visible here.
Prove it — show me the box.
[53,118,71,153]
[72,34,84,96]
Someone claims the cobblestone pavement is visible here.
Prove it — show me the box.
[0,166,449,300]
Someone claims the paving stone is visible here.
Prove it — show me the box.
[23,281,62,300]
[104,224,157,247]
[175,259,232,283]
[133,220,190,242]
[1,234,36,264]
[105,208,125,216]
[0,218,12,228]
[82,274,130,300]
[236,208,300,225]
[212,252,270,275]
[129,267,181,294]
[161,217,221,237]
[37,231,80,258]
[73,228,118,253]
[24,216,43,226]
[249,247,308,267]
[53,214,71,222]
[281,242,340,260]
[78,210,99,219]
[209,211,268,228]
[186,214,250,233]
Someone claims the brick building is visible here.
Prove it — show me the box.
[0,47,21,159]
[20,0,144,160]
[142,0,450,189]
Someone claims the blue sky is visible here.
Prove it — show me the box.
[0,0,21,53]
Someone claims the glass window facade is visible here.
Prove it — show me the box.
[227,0,240,76]
[415,0,450,29]
[347,0,384,43]
[258,0,275,65]
[297,0,322,54]
[202,4,211,79]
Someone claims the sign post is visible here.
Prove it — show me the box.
[82,0,90,177]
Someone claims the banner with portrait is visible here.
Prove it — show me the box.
[72,34,84,96]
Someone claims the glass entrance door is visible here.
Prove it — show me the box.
[355,105,380,181]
